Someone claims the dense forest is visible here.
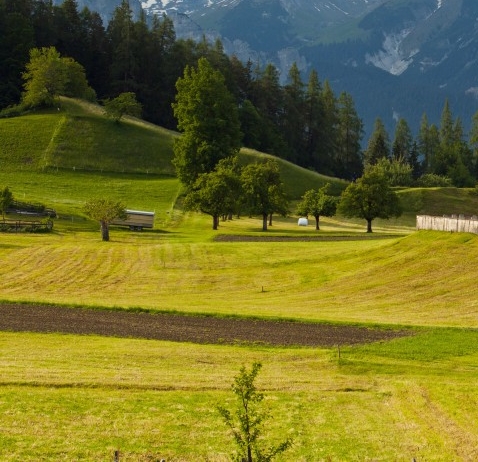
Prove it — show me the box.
[1,0,478,185]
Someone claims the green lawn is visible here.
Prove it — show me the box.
[0,329,476,461]
[0,227,476,327]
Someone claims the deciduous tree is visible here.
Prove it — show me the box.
[241,160,288,231]
[22,46,94,108]
[338,167,402,233]
[183,157,242,230]
[103,91,141,122]
[217,362,292,462]
[297,183,338,230]
[22,46,68,108]
[0,186,13,220]
[83,198,126,241]
[63,57,96,101]
[172,57,242,187]
[371,157,413,187]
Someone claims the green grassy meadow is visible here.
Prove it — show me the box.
[0,100,477,461]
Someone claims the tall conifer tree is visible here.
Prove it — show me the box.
[336,91,363,179]
[304,69,323,171]
[364,118,390,166]
[107,0,136,94]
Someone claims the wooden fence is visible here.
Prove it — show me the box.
[416,215,478,234]
[0,219,53,232]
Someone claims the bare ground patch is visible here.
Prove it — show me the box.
[214,234,402,242]
[0,304,410,347]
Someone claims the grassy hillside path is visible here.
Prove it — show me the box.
[0,304,409,347]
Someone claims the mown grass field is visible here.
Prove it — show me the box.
[1,328,477,461]
[0,100,477,461]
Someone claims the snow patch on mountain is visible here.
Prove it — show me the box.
[141,0,158,8]
[465,87,478,99]
[419,53,450,72]
[365,30,418,76]
[328,2,349,15]
[140,0,384,19]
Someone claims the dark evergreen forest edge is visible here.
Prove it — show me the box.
[2,0,478,187]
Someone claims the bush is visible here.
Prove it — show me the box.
[367,158,413,187]
[0,104,28,119]
[416,173,452,187]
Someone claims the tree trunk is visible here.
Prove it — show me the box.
[366,219,373,233]
[315,215,320,230]
[100,220,110,241]
[262,213,268,231]
[268,213,272,226]
[212,215,219,230]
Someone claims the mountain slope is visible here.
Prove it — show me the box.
[61,0,478,138]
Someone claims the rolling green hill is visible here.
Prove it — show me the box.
[0,98,346,200]
[2,97,478,230]
[0,98,177,175]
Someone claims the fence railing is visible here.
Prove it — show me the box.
[0,219,53,232]
[416,215,478,234]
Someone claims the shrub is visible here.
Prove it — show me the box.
[368,158,413,186]
[217,363,292,462]
[416,173,452,187]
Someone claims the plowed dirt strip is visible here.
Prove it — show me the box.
[0,304,410,347]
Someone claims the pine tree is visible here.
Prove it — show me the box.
[303,69,323,171]
[336,91,363,179]
[439,99,455,146]
[107,0,136,94]
[250,63,287,156]
[282,62,305,164]
[80,8,110,99]
[148,14,177,127]
[469,111,478,177]
[392,118,413,163]
[318,80,338,175]
[55,0,87,65]
[0,0,34,107]
[364,118,390,166]
[32,0,56,48]
[418,113,440,174]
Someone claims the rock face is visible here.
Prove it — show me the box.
[58,0,478,137]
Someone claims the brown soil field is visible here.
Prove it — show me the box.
[214,234,401,242]
[0,304,410,347]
